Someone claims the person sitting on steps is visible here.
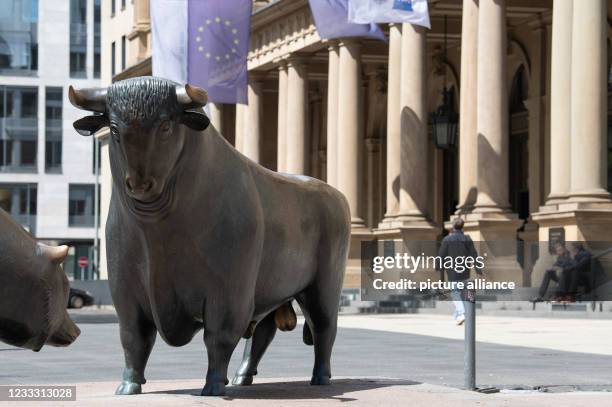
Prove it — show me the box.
[532,243,573,303]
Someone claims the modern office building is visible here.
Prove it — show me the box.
[0,0,101,279]
[99,0,612,289]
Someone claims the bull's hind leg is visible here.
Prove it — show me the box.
[232,311,277,385]
[296,279,342,386]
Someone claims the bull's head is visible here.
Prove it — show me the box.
[69,77,209,214]
[0,240,80,351]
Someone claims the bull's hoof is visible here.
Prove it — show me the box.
[231,374,254,386]
[115,381,142,395]
[310,375,331,386]
[201,381,226,396]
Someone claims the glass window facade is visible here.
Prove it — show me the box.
[68,184,95,227]
[69,0,87,77]
[0,86,38,172]
[121,35,126,71]
[45,87,62,172]
[111,41,115,77]
[0,183,37,235]
[93,0,101,78]
[0,0,38,74]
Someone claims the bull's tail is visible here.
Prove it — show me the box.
[274,301,297,332]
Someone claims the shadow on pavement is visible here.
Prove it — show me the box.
[148,378,420,401]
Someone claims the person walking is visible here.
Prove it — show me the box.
[438,218,482,325]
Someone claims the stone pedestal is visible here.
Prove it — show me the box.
[344,230,374,289]
[372,224,441,285]
[447,212,524,285]
[532,202,612,286]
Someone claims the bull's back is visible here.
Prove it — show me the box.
[248,165,350,315]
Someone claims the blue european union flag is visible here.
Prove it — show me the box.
[393,0,413,12]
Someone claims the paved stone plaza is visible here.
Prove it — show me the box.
[1,314,612,405]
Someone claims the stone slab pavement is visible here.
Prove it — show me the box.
[335,313,612,356]
[2,314,612,406]
[3,378,612,407]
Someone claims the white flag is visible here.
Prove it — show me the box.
[348,0,430,29]
[151,0,188,83]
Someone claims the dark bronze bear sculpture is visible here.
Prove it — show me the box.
[0,208,81,351]
[69,76,350,396]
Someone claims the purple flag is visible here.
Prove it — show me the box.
[308,0,386,41]
[187,0,252,104]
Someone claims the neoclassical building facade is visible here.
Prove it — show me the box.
[97,0,612,287]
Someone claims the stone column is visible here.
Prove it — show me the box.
[396,23,428,220]
[243,78,263,163]
[326,43,340,187]
[568,0,610,201]
[457,0,478,212]
[285,58,308,175]
[547,0,573,203]
[209,103,223,133]
[277,63,288,172]
[337,40,365,228]
[380,23,402,225]
[473,0,511,212]
[235,103,246,152]
[462,0,522,285]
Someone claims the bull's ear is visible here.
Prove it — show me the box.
[73,114,109,136]
[180,111,210,131]
[37,243,69,265]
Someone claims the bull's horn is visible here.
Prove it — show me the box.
[68,86,107,113]
[38,243,69,265]
[176,84,208,110]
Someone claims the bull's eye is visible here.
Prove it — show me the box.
[110,126,120,143]
[160,121,172,141]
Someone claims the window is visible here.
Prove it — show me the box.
[69,0,87,77]
[0,86,38,172]
[0,0,38,74]
[111,41,116,77]
[69,184,96,227]
[111,0,115,16]
[93,0,101,78]
[0,183,37,234]
[121,0,126,10]
[92,138,101,173]
[121,35,126,71]
[65,242,95,280]
[45,87,62,172]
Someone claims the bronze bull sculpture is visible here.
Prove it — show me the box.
[0,208,80,351]
[69,76,350,396]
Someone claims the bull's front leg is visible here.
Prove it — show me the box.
[201,295,252,396]
[114,306,157,395]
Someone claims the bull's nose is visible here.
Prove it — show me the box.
[47,317,81,347]
[125,176,155,194]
